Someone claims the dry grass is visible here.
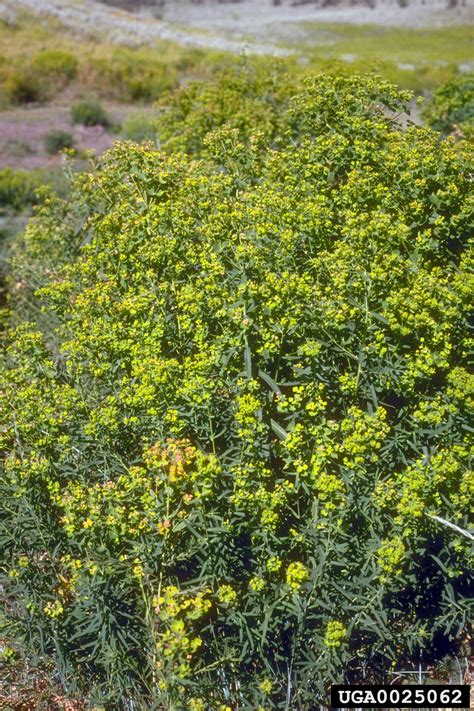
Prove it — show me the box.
[0,650,86,711]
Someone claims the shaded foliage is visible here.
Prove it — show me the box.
[423,73,474,139]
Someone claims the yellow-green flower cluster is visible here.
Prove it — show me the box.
[377,537,405,576]
[217,584,238,606]
[324,620,347,648]
[153,585,211,679]
[286,562,309,592]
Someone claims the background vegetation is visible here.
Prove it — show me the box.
[0,7,472,112]
[0,11,228,110]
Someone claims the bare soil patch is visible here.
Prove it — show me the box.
[0,102,130,170]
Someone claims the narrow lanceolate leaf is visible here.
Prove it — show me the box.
[244,344,252,379]
[259,369,282,396]
[427,514,474,541]
[271,419,288,440]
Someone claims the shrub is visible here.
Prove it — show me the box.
[31,49,78,83]
[0,168,38,210]
[44,130,74,155]
[423,73,474,139]
[2,73,472,708]
[91,48,179,102]
[71,99,110,127]
[121,111,158,143]
[4,139,33,157]
[6,51,78,105]
[0,168,69,213]
[6,68,42,104]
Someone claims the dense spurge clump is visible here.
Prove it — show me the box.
[1,72,473,709]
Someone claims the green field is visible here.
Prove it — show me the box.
[300,22,473,90]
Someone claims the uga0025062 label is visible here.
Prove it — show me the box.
[330,684,470,708]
